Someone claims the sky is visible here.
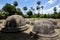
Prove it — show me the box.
[0,0,60,14]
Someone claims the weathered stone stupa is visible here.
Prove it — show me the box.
[30,19,60,40]
[0,15,34,40]
[1,15,29,33]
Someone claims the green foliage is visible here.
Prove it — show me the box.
[53,7,57,14]
[23,6,27,14]
[0,11,6,19]
[31,7,35,11]
[57,12,60,18]
[37,1,41,5]
[36,6,40,10]
[23,6,27,11]
[36,1,41,17]
[0,12,3,18]
[16,8,23,15]
[0,1,60,19]
[2,3,16,16]
[53,12,60,19]
[40,14,44,18]
[13,1,18,7]
[53,7,57,12]
[41,6,44,9]
[43,14,47,18]
[27,10,33,18]
[36,13,40,17]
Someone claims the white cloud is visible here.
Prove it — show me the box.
[47,0,56,4]
[0,4,4,9]
[43,4,60,14]
[35,4,60,14]
[43,0,57,7]
[42,0,60,14]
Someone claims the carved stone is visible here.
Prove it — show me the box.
[31,19,60,40]
[1,15,29,33]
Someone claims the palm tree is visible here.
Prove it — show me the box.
[53,7,57,14]
[31,7,35,14]
[23,6,27,14]
[36,6,40,17]
[59,5,60,8]
[41,6,44,14]
[37,1,41,5]
[31,7,35,19]
[27,10,33,18]
[16,8,21,14]
[13,1,18,7]
[36,1,41,17]
[16,8,23,16]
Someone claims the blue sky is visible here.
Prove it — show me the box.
[0,0,60,14]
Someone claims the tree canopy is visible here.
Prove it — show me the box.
[2,3,16,16]
[23,6,27,11]
[13,1,18,7]
[37,1,41,5]
[27,10,33,18]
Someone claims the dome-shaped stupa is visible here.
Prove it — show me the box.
[1,15,29,32]
[30,19,59,40]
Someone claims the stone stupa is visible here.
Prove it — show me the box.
[1,15,30,33]
[30,19,60,40]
